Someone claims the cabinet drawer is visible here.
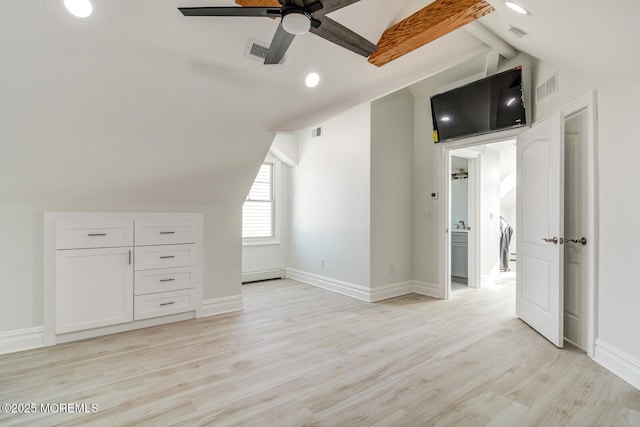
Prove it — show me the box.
[451,232,469,244]
[134,244,197,270]
[134,266,198,295]
[135,221,199,246]
[56,221,133,249]
[134,289,196,320]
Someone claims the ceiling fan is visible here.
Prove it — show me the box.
[178,0,378,65]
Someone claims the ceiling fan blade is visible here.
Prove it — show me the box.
[309,16,376,57]
[264,22,296,64]
[178,7,281,17]
[313,0,360,15]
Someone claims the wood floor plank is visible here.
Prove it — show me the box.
[1,278,639,426]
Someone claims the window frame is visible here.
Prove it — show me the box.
[242,159,281,246]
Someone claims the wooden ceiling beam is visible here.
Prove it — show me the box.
[368,0,495,67]
[235,0,280,6]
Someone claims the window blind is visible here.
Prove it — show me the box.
[242,163,274,238]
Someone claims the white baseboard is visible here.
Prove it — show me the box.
[0,327,45,355]
[286,269,443,302]
[241,268,285,283]
[412,280,442,299]
[202,295,244,317]
[594,339,640,391]
[286,269,371,302]
[370,282,414,302]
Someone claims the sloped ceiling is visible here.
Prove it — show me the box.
[1,0,636,205]
[481,0,640,82]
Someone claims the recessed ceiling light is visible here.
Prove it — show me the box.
[63,0,94,18]
[441,116,451,122]
[504,1,530,15]
[305,72,320,88]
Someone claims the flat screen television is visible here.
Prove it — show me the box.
[430,66,526,143]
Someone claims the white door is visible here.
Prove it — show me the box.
[563,110,589,349]
[516,112,565,348]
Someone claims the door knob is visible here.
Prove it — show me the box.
[566,237,587,245]
[542,237,558,244]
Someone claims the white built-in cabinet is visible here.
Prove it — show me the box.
[55,221,134,333]
[133,220,201,321]
[44,212,203,344]
[451,231,469,279]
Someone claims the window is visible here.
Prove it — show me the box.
[243,163,274,240]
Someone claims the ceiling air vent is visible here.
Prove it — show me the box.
[311,126,322,138]
[244,38,285,65]
[536,72,559,103]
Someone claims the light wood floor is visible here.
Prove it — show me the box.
[1,279,639,426]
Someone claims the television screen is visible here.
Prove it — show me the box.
[430,66,526,142]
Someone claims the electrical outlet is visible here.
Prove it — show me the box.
[320,258,325,268]
[389,264,395,274]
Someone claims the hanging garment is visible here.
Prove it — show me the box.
[500,216,513,271]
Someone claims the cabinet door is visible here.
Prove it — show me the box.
[451,242,469,278]
[56,247,133,333]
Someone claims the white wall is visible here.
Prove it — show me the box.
[499,146,517,271]
[531,59,602,123]
[288,104,372,287]
[370,89,414,287]
[596,83,640,361]
[478,147,501,279]
[451,179,468,227]
[412,97,442,286]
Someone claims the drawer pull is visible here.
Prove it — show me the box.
[88,233,107,237]
[160,255,176,259]
[160,278,176,282]
[160,301,176,306]
[160,231,176,235]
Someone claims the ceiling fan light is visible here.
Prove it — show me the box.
[282,13,311,35]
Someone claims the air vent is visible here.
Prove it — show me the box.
[536,72,559,103]
[311,126,322,138]
[508,25,527,39]
[244,38,285,65]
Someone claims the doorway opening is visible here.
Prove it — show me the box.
[449,141,516,295]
